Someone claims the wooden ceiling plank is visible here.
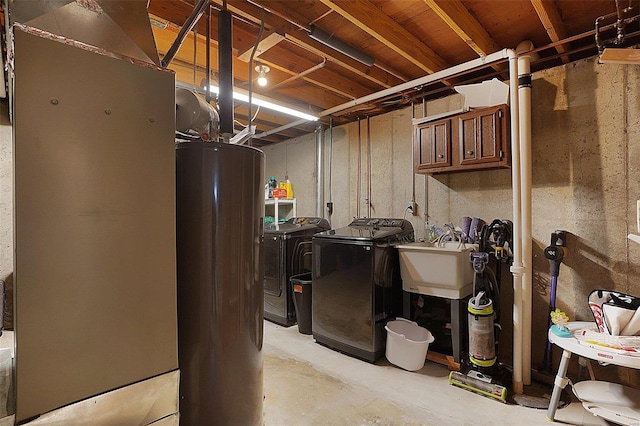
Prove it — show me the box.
[422,0,501,56]
[530,0,570,63]
[318,0,449,74]
[237,30,285,62]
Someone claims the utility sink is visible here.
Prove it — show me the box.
[397,241,476,299]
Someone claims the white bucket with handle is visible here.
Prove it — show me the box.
[385,318,434,371]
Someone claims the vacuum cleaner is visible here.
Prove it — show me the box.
[449,220,513,403]
[542,230,567,372]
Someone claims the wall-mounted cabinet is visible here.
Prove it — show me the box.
[413,104,510,174]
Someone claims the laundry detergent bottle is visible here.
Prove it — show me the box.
[281,176,293,199]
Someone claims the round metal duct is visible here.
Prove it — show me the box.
[175,88,219,138]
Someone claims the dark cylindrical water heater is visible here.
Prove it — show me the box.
[176,141,264,425]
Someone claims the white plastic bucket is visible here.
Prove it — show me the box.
[385,318,434,371]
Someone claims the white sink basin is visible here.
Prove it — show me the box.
[397,241,476,299]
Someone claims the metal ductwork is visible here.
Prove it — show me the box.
[176,88,219,140]
[8,0,160,65]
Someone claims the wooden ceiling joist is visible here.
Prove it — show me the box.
[423,0,501,57]
[530,0,570,63]
[318,0,449,74]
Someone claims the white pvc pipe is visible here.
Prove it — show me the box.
[507,50,525,395]
[518,53,533,386]
[319,49,511,118]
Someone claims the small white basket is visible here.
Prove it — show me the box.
[385,318,434,371]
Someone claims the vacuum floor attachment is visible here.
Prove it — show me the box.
[449,370,507,403]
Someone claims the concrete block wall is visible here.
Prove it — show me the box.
[263,57,640,384]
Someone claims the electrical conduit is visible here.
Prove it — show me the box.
[367,116,372,218]
[316,124,325,217]
[357,118,362,218]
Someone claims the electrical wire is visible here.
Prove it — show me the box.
[251,105,261,122]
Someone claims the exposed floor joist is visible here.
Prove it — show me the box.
[531,0,570,63]
[318,0,449,74]
[423,0,500,56]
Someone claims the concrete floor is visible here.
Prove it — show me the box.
[263,320,610,426]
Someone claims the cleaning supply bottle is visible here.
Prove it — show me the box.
[280,176,293,199]
[268,176,277,198]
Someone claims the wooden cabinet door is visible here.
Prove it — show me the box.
[458,106,505,166]
[414,119,451,172]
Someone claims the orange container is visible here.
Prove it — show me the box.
[272,188,287,198]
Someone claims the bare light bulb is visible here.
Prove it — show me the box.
[255,64,270,87]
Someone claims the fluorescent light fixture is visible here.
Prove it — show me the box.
[208,85,318,121]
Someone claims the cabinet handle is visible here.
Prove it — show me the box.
[437,154,444,159]
[466,150,474,156]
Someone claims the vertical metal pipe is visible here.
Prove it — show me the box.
[192,28,197,88]
[205,5,211,103]
[328,117,333,212]
[218,9,234,138]
[410,102,416,209]
[366,116,372,218]
[357,118,362,218]
[316,124,324,218]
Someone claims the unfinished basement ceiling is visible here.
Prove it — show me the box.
[147,0,640,146]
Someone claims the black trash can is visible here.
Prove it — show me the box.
[290,273,313,335]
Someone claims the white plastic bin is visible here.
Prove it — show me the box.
[385,318,434,371]
[454,78,509,109]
